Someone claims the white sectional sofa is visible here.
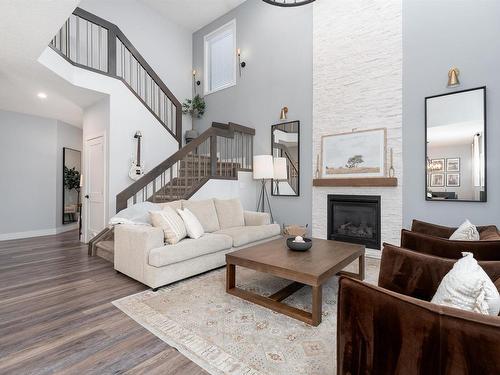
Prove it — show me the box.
[114,198,281,290]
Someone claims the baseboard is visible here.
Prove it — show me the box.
[0,224,78,241]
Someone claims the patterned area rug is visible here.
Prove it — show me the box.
[113,258,380,375]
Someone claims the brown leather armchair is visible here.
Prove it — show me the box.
[337,244,500,375]
[400,219,500,260]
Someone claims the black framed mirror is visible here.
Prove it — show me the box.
[63,147,82,224]
[271,121,300,196]
[425,87,486,202]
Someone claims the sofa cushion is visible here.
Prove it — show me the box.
[215,224,281,247]
[214,198,245,229]
[158,200,184,212]
[177,208,204,239]
[183,199,220,233]
[480,227,500,241]
[148,233,232,267]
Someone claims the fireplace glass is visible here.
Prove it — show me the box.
[327,195,381,249]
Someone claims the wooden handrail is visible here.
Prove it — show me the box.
[116,122,255,211]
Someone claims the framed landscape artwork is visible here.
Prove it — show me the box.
[430,158,445,172]
[320,128,386,179]
[430,173,445,187]
[446,158,460,172]
[447,173,460,187]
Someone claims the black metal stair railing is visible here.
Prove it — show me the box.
[49,7,182,144]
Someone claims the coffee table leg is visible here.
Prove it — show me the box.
[311,285,322,326]
[359,254,365,280]
[226,263,235,292]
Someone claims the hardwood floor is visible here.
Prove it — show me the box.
[0,230,207,375]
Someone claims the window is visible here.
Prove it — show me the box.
[204,20,236,95]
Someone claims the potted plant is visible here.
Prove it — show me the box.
[182,94,206,118]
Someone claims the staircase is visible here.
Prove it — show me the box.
[50,9,256,262]
[88,122,255,262]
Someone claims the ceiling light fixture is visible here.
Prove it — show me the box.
[262,0,315,7]
[37,92,47,99]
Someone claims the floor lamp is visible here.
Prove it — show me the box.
[273,157,288,195]
[253,155,274,223]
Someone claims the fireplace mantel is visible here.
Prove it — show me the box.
[313,177,398,187]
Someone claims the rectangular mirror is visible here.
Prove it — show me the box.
[63,147,82,224]
[425,87,486,202]
[271,121,300,196]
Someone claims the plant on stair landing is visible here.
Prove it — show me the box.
[182,94,206,118]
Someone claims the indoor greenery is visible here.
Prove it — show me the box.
[182,94,206,118]
[64,166,80,191]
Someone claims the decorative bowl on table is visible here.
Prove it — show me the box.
[286,236,312,252]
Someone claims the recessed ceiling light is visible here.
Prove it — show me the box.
[37,92,47,99]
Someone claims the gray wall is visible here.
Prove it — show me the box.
[192,0,313,228]
[0,110,82,238]
[403,0,500,227]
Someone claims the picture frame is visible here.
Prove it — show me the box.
[447,173,460,187]
[430,173,445,187]
[320,128,387,179]
[446,158,460,172]
[431,158,445,172]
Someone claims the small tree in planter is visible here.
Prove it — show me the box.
[182,94,206,118]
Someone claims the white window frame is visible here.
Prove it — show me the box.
[203,19,237,95]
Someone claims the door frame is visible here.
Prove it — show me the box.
[83,133,107,244]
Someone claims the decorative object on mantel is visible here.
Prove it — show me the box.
[315,154,320,178]
[253,155,275,223]
[182,94,206,118]
[447,67,460,87]
[279,106,288,120]
[313,177,397,187]
[237,48,246,76]
[286,236,313,251]
[262,0,315,7]
[388,148,395,177]
[320,128,387,179]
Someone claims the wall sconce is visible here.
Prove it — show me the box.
[447,67,460,87]
[237,48,246,76]
[279,106,288,120]
[192,69,201,90]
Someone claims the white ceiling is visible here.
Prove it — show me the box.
[0,0,107,127]
[140,0,247,32]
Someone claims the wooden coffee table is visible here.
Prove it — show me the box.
[225,238,365,326]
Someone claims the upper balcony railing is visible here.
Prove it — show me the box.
[50,7,182,144]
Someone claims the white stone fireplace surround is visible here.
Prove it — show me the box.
[312,0,402,257]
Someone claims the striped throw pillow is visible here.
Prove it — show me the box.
[150,207,187,244]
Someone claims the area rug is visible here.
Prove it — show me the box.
[113,259,379,375]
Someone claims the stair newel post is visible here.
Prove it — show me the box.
[107,25,117,76]
[210,135,218,177]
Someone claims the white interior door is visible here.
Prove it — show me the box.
[85,136,105,241]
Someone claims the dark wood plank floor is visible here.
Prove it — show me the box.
[0,230,207,375]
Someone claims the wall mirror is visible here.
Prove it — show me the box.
[271,121,300,196]
[425,87,486,202]
[63,147,82,224]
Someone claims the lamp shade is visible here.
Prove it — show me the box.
[253,155,274,180]
[273,157,288,180]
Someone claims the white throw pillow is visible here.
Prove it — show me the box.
[150,207,187,245]
[177,208,204,239]
[449,219,480,241]
[431,252,500,315]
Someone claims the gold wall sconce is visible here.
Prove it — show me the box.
[192,70,201,90]
[447,67,460,87]
[280,106,288,120]
[237,49,246,76]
